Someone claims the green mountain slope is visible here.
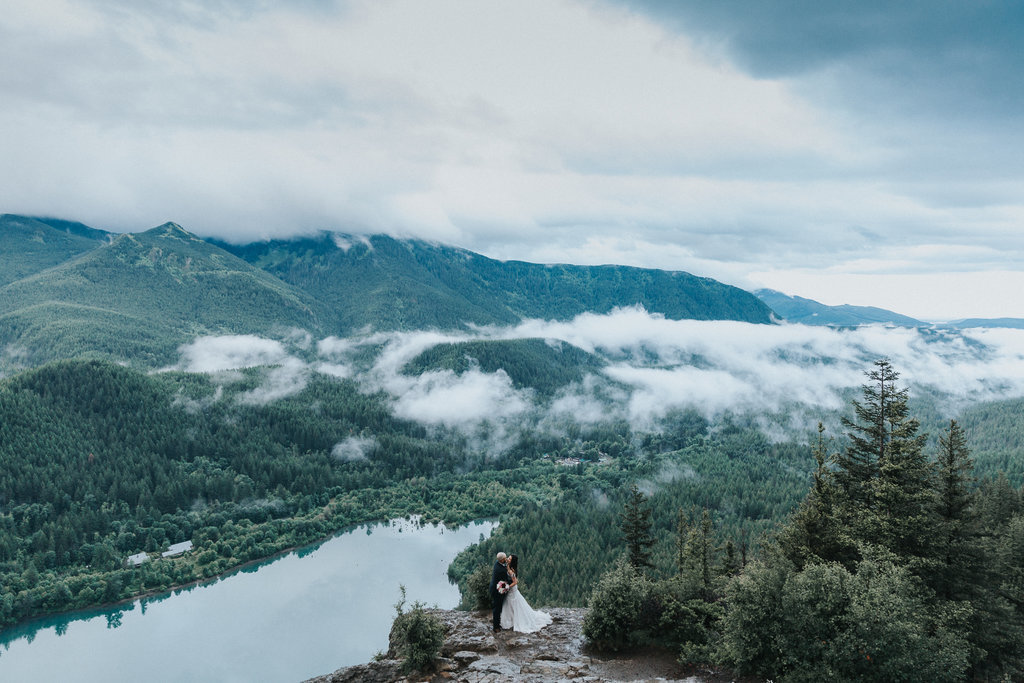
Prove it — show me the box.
[1,217,773,370]
[755,288,926,327]
[0,223,324,366]
[218,233,774,331]
[403,338,606,395]
[0,214,109,286]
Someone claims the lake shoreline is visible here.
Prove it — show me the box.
[0,518,498,682]
[0,515,497,639]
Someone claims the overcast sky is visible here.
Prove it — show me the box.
[2,0,1023,320]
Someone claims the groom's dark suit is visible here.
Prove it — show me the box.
[489,559,511,630]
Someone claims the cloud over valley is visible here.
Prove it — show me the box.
[162,310,1024,451]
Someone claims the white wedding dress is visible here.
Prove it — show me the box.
[500,575,552,633]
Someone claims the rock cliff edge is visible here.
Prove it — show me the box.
[304,607,732,683]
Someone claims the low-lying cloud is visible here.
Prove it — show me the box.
[236,358,309,406]
[165,309,1024,449]
[332,435,378,462]
[173,335,291,372]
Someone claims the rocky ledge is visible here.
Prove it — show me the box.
[304,608,731,683]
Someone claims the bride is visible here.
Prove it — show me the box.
[500,554,552,633]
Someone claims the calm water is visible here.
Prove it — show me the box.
[0,518,495,683]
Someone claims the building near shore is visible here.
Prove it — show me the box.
[126,552,150,567]
[162,541,194,558]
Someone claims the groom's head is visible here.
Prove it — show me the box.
[496,552,507,565]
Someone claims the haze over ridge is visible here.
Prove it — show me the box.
[3,1,1023,319]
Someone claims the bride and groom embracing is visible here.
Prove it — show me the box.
[489,551,552,633]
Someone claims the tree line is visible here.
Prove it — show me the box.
[576,360,1024,681]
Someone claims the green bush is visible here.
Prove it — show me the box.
[465,564,492,611]
[719,553,971,682]
[391,586,446,674]
[645,580,722,665]
[582,559,650,651]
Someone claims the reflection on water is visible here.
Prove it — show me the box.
[0,518,495,683]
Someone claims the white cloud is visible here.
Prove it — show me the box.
[351,310,1024,436]
[391,369,531,428]
[316,362,352,380]
[173,335,291,372]
[332,435,377,462]
[166,335,308,406]
[164,311,1024,451]
[236,358,310,406]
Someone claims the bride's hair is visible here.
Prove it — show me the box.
[509,554,518,574]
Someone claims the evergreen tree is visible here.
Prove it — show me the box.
[677,507,717,601]
[836,359,900,507]
[675,508,688,575]
[620,484,654,570]
[777,422,851,567]
[933,419,978,600]
[836,359,933,564]
[721,539,739,578]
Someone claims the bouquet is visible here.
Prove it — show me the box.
[497,581,510,595]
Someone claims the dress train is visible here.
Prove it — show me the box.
[500,585,552,633]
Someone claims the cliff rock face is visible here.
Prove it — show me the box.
[305,608,715,683]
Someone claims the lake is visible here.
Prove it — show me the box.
[0,518,496,682]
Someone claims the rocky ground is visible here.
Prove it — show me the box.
[305,608,751,683]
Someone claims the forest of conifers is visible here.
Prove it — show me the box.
[2,355,1024,679]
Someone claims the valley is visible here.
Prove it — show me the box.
[2,215,1024,679]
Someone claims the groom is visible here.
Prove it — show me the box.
[489,551,511,632]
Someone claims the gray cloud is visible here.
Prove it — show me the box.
[609,1,1024,110]
[3,1,1024,319]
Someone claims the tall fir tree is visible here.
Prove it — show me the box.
[620,483,654,570]
[675,508,688,575]
[679,507,717,601]
[836,358,902,506]
[836,359,933,563]
[777,422,851,567]
[933,419,978,600]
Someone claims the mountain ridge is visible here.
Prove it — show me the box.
[216,231,774,331]
[0,219,325,367]
[755,288,927,327]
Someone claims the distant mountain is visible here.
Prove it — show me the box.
[755,289,927,327]
[0,222,323,366]
[0,214,110,286]
[217,232,774,331]
[2,216,774,369]
[944,318,1024,330]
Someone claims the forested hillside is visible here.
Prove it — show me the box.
[0,216,775,373]
[0,223,324,367]
[403,338,606,396]
[0,356,820,629]
[0,215,108,287]
[0,359,531,626]
[217,232,775,331]
[451,361,1024,680]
